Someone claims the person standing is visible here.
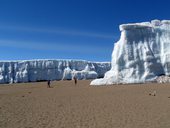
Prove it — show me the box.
[73,76,77,85]
[47,80,51,88]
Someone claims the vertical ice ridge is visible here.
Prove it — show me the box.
[0,60,111,84]
[91,20,170,85]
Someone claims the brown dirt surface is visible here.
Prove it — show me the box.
[0,80,170,128]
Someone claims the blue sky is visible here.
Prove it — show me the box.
[0,0,170,61]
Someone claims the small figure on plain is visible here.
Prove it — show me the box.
[73,76,77,85]
[149,90,156,96]
[47,80,51,88]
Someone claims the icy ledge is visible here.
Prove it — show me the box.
[91,20,170,85]
[0,59,111,84]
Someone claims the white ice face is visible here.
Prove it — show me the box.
[0,60,111,84]
[91,20,170,85]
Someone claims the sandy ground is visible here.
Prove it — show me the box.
[0,80,170,128]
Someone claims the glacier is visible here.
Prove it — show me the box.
[91,20,170,85]
[0,60,111,84]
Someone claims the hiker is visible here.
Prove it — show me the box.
[47,80,51,88]
[73,76,77,85]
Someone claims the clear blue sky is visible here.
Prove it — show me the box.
[0,0,170,61]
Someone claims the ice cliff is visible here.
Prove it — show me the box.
[0,60,111,84]
[91,20,170,85]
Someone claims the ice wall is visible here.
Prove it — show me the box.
[91,20,170,85]
[0,60,110,84]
